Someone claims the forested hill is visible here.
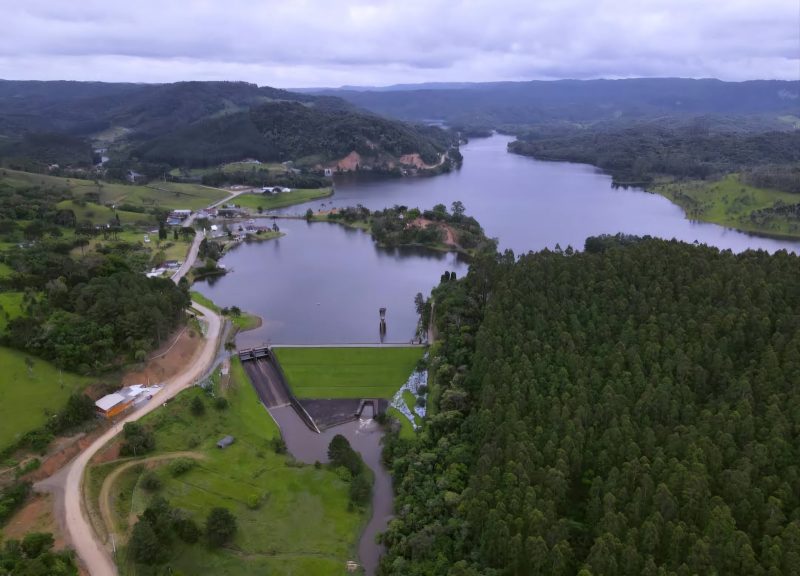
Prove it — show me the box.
[508,126,800,187]
[382,237,800,575]
[316,78,800,128]
[131,100,456,168]
[0,80,456,171]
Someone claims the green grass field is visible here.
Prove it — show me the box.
[0,292,24,332]
[274,346,424,399]
[655,174,800,239]
[0,346,91,450]
[101,358,365,576]
[0,261,13,279]
[235,188,333,211]
[2,169,229,211]
[56,200,156,226]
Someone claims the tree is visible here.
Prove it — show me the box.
[205,507,237,547]
[451,200,466,218]
[190,396,205,416]
[129,519,168,564]
[120,422,155,456]
[158,221,167,240]
[349,472,372,507]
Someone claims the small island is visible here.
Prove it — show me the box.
[310,201,497,257]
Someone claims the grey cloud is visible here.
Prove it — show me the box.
[0,0,797,86]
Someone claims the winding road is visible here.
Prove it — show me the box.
[36,192,231,575]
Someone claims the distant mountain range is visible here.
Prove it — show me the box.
[0,80,456,172]
[311,78,800,129]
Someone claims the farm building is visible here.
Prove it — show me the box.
[95,384,162,419]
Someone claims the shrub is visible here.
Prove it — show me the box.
[169,458,196,477]
[173,515,200,544]
[120,422,155,456]
[190,396,205,416]
[214,396,229,410]
[141,471,162,491]
[205,507,237,547]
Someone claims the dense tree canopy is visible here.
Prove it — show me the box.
[381,237,800,576]
[509,126,800,188]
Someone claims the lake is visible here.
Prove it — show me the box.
[198,134,800,345]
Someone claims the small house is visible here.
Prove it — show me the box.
[217,435,235,449]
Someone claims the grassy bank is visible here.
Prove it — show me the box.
[234,188,333,211]
[654,174,800,239]
[189,291,262,332]
[274,346,424,399]
[90,358,366,575]
[0,346,91,450]
[2,169,229,211]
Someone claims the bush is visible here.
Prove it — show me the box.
[141,471,162,491]
[190,396,205,416]
[120,422,155,456]
[169,458,196,477]
[205,507,237,547]
[349,473,372,507]
[173,514,200,544]
[246,494,263,510]
[270,436,287,454]
[214,396,229,410]
[129,519,168,564]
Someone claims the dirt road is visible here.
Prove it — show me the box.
[37,301,221,576]
[98,452,204,543]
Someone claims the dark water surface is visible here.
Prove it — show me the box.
[198,133,799,345]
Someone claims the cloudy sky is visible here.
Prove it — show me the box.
[1,0,798,87]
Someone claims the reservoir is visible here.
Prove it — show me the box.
[198,133,800,345]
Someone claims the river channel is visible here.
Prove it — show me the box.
[197,133,800,574]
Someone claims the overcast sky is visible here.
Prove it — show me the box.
[1,0,798,87]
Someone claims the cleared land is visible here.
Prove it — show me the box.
[0,346,90,449]
[235,188,333,211]
[90,358,365,576]
[2,169,228,211]
[274,346,423,399]
[655,174,800,238]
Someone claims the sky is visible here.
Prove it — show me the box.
[0,0,798,87]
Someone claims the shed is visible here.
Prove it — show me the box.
[217,435,235,449]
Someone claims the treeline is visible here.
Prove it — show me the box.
[0,133,94,173]
[742,164,800,194]
[0,532,78,575]
[3,272,188,372]
[328,434,372,508]
[380,236,800,575]
[199,168,328,189]
[133,101,457,169]
[509,126,800,188]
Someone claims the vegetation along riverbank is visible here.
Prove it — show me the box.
[308,201,497,257]
[509,124,800,239]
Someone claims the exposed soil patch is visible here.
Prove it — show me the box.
[25,428,108,483]
[1,493,63,547]
[408,218,458,246]
[336,151,362,171]
[91,439,122,465]
[122,327,203,386]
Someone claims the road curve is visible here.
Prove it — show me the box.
[59,301,221,575]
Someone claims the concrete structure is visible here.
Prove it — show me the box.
[95,384,162,419]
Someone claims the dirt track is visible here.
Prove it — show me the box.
[36,301,222,576]
[98,452,204,542]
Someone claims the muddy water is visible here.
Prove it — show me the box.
[270,405,391,576]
